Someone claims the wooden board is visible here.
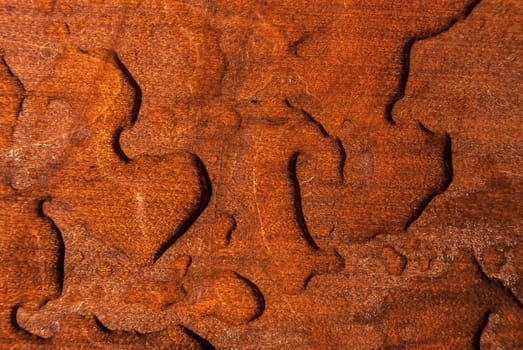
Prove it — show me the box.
[0,0,521,348]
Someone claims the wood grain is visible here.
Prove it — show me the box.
[0,0,521,348]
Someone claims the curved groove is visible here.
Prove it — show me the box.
[283,99,330,138]
[300,108,329,137]
[472,309,491,350]
[182,327,216,350]
[154,155,212,262]
[335,137,346,182]
[112,52,142,126]
[0,53,26,116]
[404,133,453,230]
[110,51,142,162]
[94,315,114,334]
[10,305,50,344]
[234,272,266,322]
[417,121,434,135]
[385,0,482,124]
[303,271,316,289]
[442,133,454,190]
[473,254,523,310]
[37,199,65,296]
[112,126,132,162]
[284,98,346,182]
[108,51,214,263]
[289,152,320,250]
[225,213,237,244]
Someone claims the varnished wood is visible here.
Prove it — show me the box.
[0,0,521,348]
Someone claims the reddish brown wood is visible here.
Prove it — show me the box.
[0,0,521,348]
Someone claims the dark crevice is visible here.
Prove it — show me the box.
[303,271,316,289]
[404,133,453,230]
[94,316,114,334]
[1,54,21,84]
[385,0,482,124]
[110,51,142,162]
[225,213,237,244]
[289,152,320,250]
[37,199,65,296]
[417,121,434,135]
[335,137,346,182]
[154,155,212,262]
[462,0,483,18]
[473,254,523,310]
[301,108,329,137]
[0,55,27,144]
[112,126,132,162]
[234,272,265,321]
[112,50,213,263]
[285,97,346,182]
[182,327,216,350]
[49,220,65,297]
[440,133,454,189]
[1,53,27,117]
[472,309,491,350]
[112,52,142,126]
[284,98,330,137]
[442,132,454,189]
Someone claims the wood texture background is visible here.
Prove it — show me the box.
[0,0,522,349]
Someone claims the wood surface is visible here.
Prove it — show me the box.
[0,0,522,349]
